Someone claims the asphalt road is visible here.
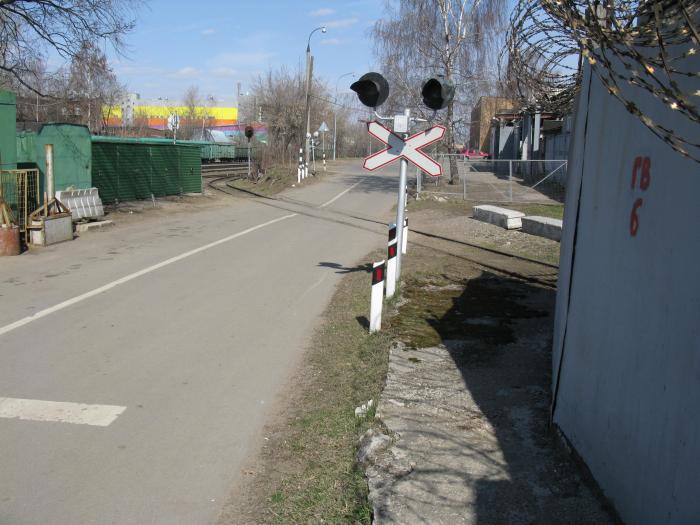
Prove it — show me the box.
[0,160,398,525]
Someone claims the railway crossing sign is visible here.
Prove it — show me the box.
[363,121,446,177]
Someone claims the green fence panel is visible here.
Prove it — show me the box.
[91,138,202,204]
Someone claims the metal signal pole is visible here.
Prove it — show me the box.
[395,108,410,280]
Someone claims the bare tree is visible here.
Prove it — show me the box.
[372,0,507,183]
[0,0,138,93]
[67,41,123,130]
[251,66,337,165]
[181,85,201,139]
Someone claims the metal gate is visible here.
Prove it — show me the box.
[0,169,41,232]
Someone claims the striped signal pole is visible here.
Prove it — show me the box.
[369,260,385,333]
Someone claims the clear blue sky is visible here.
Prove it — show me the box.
[108,0,380,107]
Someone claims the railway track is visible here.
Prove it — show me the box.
[201,162,250,178]
[207,179,559,288]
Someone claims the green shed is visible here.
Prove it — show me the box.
[91,137,202,204]
[0,90,17,170]
[14,123,92,192]
[38,124,92,191]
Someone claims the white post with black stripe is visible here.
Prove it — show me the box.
[369,260,385,333]
[402,217,408,255]
[323,151,326,172]
[298,148,303,183]
[386,223,398,298]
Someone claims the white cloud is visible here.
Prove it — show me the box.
[310,8,334,16]
[320,38,342,46]
[201,28,216,36]
[323,18,359,28]
[171,66,200,79]
[210,67,237,77]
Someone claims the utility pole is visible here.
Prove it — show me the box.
[303,27,326,176]
[304,52,313,174]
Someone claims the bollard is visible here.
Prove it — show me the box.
[369,260,385,333]
[402,217,408,255]
[298,148,303,183]
[323,151,327,172]
[386,239,398,298]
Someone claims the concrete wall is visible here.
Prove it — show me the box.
[469,97,515,151]
[553,51,700,524]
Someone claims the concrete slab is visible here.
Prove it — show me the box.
[472,204,525,230]
[521,215,563,242]
[76,220,114,233]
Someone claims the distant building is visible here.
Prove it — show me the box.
[469,96,516,152]
[103,101,238,134]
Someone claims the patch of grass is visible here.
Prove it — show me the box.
[228,165,296,196]
[230,165,337,197]
[408,198,565,220]
[224,250,392,524]
[509,203,564,220]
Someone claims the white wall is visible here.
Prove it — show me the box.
[552,51,700,524]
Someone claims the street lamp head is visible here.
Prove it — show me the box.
[307,26,327,52]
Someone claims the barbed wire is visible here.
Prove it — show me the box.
[504,0,700,161]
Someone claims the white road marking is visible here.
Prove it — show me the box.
[0,213,297,338]
[0,397,126,427]
[295,273,329,305]
[320,181,362,208]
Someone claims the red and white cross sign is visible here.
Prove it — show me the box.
[363,121,446,177]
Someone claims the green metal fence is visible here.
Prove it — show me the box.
[92,138,202,204]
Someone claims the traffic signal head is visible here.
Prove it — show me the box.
[244,125,254,139]
[421,76,455,110]
[350,72,390,108]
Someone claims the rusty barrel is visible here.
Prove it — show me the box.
[0,226,20,256]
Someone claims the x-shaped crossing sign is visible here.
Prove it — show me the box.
[363,121,446,177]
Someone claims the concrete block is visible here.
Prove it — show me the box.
[472,205,525,230]
[56,188,104,221]
[76,220,114,233]
[521,216,563,242]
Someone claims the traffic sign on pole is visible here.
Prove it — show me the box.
[363,121,445,177]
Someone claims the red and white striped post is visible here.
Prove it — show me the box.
[369,260,385,332]
[386,239,398,298]
[386,223,398,297]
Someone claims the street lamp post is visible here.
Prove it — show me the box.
[334,72,354,161]
[304,26,326,176]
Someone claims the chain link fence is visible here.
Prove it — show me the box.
[415,156,567,205]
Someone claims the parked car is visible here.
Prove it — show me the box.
[460,147,489,160]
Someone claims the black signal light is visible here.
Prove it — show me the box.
[350,72,390,108]
[421,75,455,110]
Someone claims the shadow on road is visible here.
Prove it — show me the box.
[317,261,373,274]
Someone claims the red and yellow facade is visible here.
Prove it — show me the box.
[103,105,238,131]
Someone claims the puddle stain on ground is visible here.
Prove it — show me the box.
[391,272,547,354]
